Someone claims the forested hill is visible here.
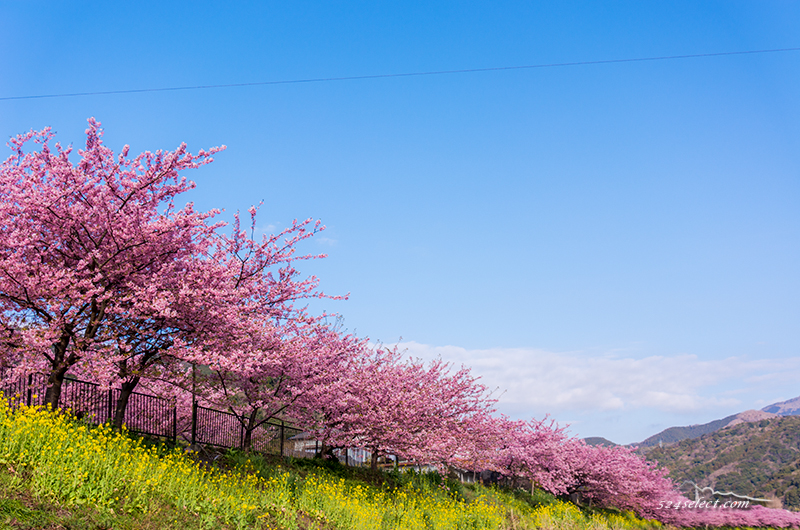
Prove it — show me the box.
[644,416,800,511]
[583,437,617,447]
[638,410,778,448]
[763,396,800,416]
[639,414,742,447]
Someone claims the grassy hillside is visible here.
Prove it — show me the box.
[0,398,659,530]
[644,416,800,511]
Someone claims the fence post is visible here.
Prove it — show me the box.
[280,420,285,457]
[191,400,198,447]
[172,403,177,444]
[26,374,32,407]
[107,389,114,424]
[239,421,245,450]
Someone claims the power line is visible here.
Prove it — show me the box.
[2,47,799,102]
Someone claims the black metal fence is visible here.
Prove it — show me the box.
[190,403,306,456]
[1,373,44,408]
[0,371,327,460]
[0,372,177,442]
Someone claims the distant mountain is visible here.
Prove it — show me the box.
[634,394,800,448]
[583,437,617,447]
[644,416,800,510]
[638,414,739,448]
[638,410,778,448]
[763,396,800,416]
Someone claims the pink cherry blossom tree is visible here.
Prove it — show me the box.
[0,120,347,437]
[106,208,339,433]
[313,347,496,469]
[0,119,222,409]
[189,320,362,450]
[564,442,675,517]
[481,416,579,495]
[159,204,350,449]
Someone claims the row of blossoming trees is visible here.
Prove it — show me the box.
[1,120,799,528]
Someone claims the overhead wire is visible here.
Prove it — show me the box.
[1,47,799,102]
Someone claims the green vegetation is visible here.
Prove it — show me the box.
[645,416,800,510]
[0,398,662,529]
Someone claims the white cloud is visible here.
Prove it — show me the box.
[251,222,278,241]
[391,341,800,416]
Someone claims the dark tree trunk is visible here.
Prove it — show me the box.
[242,408,259,451]
[370,446,379,471]
[44,297,106,411]
[44,332,74,410]
[44,366,67,410]
[112,346,163,430]
[112,376,140,430]
[316,443,338,461]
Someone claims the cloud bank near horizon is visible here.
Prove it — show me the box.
[392,341,800,419]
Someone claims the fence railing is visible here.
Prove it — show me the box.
[0,372,345,462]
[191,403,307,456]
[1,372,177,442]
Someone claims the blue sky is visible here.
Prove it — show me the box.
[1,1,798,444]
